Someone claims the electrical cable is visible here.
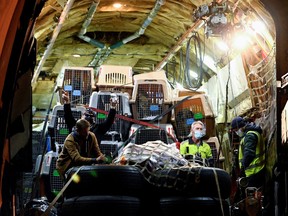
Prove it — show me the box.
[184,32,204,89]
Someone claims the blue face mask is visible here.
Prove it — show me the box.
[194,130,204,139]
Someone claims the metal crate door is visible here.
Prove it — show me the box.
[53,109,82,145]
[135,84,165,120]
[134,129,168,145]
[94,94,121,133]
[49,156,63,201]
[175,109,194,141]
[62,68,93,105]
[48,105,84,150]
[92,92,131,142]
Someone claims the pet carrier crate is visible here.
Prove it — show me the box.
[89,91,132,151]
[36,151,63,202]
[100,141,124,158]
[130,70,174,123]
[16,172,34,212]
[128,123,178,146]
[172,94,215,141]
[204,136,225,168]
[32,130,45,168]
[96,65,134,97]
[48,104,86,152]
[56,67,95,106]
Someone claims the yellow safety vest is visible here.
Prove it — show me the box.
[180,140,212,159]
[239,131,265,177]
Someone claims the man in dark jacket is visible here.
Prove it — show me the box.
[62,90,117,145]
[231,116,266,188]
[56,119,107,179]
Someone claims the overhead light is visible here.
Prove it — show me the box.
[113,3,122,9]
[232,34,250,50]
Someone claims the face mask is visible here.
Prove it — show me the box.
[235,128,244,137]
[194,130,204,139]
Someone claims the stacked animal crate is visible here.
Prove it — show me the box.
[41,105,86,202]
[89,91,132,156]
[48,105,86,152]
[172,93,215,141]
[96,65,134,96]
[92,65,134,155]
[56,66,95,105]
[130,70,174,123]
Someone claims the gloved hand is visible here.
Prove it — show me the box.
[194,153,203,161]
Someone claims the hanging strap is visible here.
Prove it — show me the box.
[90,95,192,157]
[89,95,192,128]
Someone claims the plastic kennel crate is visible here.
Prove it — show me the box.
[100,141,124,158]
[32,130,45,167]
[129,123,178,145]
[37,151,63,202]
[57,67,95,106]
[173,94,215,141]
[205,136,225,168]
[48,104,86,151]
[89,91,132,147]
[96,65,134,97]
[16,172,34,212]
[130,70,173,123]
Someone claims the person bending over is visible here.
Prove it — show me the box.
[56,119,107,179]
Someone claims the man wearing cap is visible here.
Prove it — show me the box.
[180,121,214,166]
[231,116,266,188]
[62,90,117,145]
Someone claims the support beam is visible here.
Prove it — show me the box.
[31,0,75,90]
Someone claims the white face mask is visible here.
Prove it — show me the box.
[235,128,244,137]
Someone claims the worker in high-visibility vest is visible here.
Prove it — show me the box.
[231,116,266,188]
[180,121,214,166]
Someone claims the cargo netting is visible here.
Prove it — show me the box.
[113,140,207,191]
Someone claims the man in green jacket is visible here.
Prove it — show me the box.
[180,121,213,166]
[56,119,107,179]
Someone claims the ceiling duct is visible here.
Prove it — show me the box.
[77,0,165,69]
[78,0,105,49]
[109,0,165,49]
